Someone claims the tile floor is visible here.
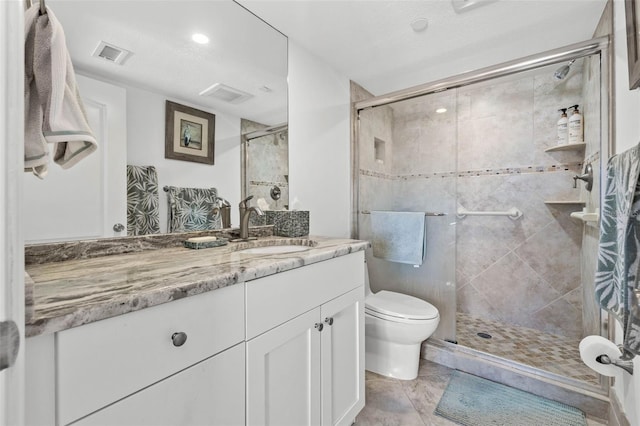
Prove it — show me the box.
[356,360,608,426]
[456,313,599,385]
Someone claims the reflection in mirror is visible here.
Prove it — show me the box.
[241,120,289,212]
[22,0,287,243]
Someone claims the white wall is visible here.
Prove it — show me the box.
[126,87,242,233]
[288,41,351,237]
[613,0,640,424]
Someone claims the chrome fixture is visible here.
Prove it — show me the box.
[270,185,282,201]
[457,205,523,220]
[217,197,231,228]
[233,195,264,241]
[573,163,593,191]
[596,353,634,375]
[554,59,576,80]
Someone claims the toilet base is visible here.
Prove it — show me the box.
[365,336,421,380]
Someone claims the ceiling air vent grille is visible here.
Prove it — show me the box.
[92,41,132,65]
[199,83,254,104]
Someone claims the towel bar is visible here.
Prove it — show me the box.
[361,210,446,216]
[456,206,523,220]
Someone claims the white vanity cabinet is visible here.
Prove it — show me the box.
[27,283,246,426]
[25,250,366,426]
[245,252,365,426]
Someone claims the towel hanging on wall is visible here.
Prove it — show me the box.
[126,165,160,236]
[165,186,222,233]
[370,211,427,267]
[24,4,97,178]
[595,141,640,356]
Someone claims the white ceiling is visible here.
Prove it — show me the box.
[239,0,609,96]
[49,0,288,125]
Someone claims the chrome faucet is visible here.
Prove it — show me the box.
[572,163,593,191]
[236,195,264,241]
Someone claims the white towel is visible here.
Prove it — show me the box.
[371,211,427,267]
[24,5,97,178]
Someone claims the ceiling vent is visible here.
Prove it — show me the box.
[92,41,132,65]
[199,83,254,104]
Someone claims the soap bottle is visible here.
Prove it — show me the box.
[557,108,568,145]
[568,104,583,144]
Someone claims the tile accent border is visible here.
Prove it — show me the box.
[360,162,584,181]
[249,180,289,187]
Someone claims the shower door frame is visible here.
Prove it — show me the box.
[351,35,612,395]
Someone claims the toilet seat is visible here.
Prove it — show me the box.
[365,290,439,322]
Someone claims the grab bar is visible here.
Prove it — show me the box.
[456,206,523,220]
[360,210,446,216]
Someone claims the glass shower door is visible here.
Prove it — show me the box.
[354,85,458,343]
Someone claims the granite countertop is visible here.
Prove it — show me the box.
[25,236,370,338]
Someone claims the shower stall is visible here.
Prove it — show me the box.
[352,36,610,394]
[241,119,289,211]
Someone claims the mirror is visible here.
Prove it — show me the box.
[23,0,288,243]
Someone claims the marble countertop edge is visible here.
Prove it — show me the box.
[26,237,370,338]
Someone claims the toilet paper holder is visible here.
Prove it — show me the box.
[596,347,635,375]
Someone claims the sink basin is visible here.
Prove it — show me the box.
[239,245,310,254]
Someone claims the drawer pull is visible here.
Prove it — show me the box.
[315,323,324,332]
[171,332,188,347]
[324,317,334,326]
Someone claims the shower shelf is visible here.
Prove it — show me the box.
[544,200,586,206]
[544,142,586,153]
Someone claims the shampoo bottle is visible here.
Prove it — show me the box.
[568,104,583,144]
[557,108,568,145]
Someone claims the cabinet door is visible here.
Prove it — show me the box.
[246,308,321,426]
[73,343,245,426]
[320,287,365,426]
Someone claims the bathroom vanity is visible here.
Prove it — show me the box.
[24,236,368,426]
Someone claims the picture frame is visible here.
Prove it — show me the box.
[626,0,640,89]
[165,100,215,164]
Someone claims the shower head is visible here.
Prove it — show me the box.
[554,59,576,80]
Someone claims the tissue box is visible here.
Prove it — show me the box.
[266,210,309,237]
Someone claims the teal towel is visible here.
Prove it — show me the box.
[596,142,640,356]
[371,211,426,266]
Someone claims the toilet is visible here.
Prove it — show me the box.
[364,264,440,380]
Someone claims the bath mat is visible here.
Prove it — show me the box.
[434,371,587,426]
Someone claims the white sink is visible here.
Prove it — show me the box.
[239,245,310,254]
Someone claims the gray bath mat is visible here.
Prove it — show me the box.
[435,371,587,426]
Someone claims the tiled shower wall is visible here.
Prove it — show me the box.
[241,119,289,211]
[355,58,599,341]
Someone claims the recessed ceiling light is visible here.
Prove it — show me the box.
[192,33,209,44]
[436,107,447,114]
[410,18,429,33]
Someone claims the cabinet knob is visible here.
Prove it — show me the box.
[324,317,334,326]
[315,323,324,332]
[171,332,188,347]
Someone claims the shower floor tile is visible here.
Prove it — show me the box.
[456,312,599,385]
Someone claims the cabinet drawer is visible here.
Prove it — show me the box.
[57,284,245,425]
[246,252,364,340]
[74,343,245,426]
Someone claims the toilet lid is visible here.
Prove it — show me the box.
[365,291,439,320]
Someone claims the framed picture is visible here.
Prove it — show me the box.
[626,0,640,89]
[165,101,215,164]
